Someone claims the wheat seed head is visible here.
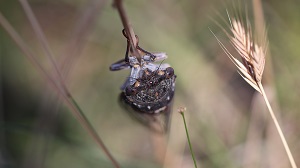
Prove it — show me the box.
[211,11,268,94]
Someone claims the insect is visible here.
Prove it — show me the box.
[110,30,176,132]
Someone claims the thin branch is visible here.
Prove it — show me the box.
[258,83,297,168]
[113,0,141,63]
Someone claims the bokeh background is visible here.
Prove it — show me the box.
[1,0,300,167]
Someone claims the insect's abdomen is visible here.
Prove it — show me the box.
[121,74,176,114]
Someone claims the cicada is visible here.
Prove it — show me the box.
[110,30,176,133]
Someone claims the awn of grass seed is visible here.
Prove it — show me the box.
[210,12,297,168]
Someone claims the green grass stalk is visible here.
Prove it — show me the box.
[179,107,198,168]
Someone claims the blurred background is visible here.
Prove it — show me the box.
[1,0,300,167]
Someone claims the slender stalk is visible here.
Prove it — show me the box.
[179,108,198,168]
[0,12,64,94]
[0,48,7,164]
[113,0,141,63]
[19,1,120,167]
[69,96,120,168]
[22,1,105,160]
[0,11,120,168]
[19,0,67,92]
[60,0,106,80]
[258,83,297,168]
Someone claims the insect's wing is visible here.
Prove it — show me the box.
[142,52,168,63]
[151,93,175,133]
[110,59,130,71]
[153,52,168,62]
[119,93,173,134]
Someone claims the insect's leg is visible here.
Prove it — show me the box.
[133,35,156,60]
[122,29,129,39]
[137,46,155,57]
[124,35,130,62]
[123,30,156,60]
[158,63,171,69]
[121,29,131,62]
[137,41,168,63]
[110,29,132,71]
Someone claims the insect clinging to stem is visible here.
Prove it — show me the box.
[110,29,176,132]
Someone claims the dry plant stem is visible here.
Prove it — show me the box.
[69,97,120,168]
[113,0,141,63]
[0,56,6,162]
[23,1,108,167]
[0,12,120,168]
[60,0,106,80]
[19,0,67,92]
[212,6,296,167]
[0,12,63,94]
[18,1,120,167]
[258,83,297,168]
[211,15,296,167]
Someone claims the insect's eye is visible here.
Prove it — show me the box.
[125,86,137,96]
[165,67,174,78]
[150,55,156,61]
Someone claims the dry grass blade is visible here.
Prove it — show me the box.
[211,9,297,168]
[19,0,66,90]
[60,0,106,78]
[0,7,120,168]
